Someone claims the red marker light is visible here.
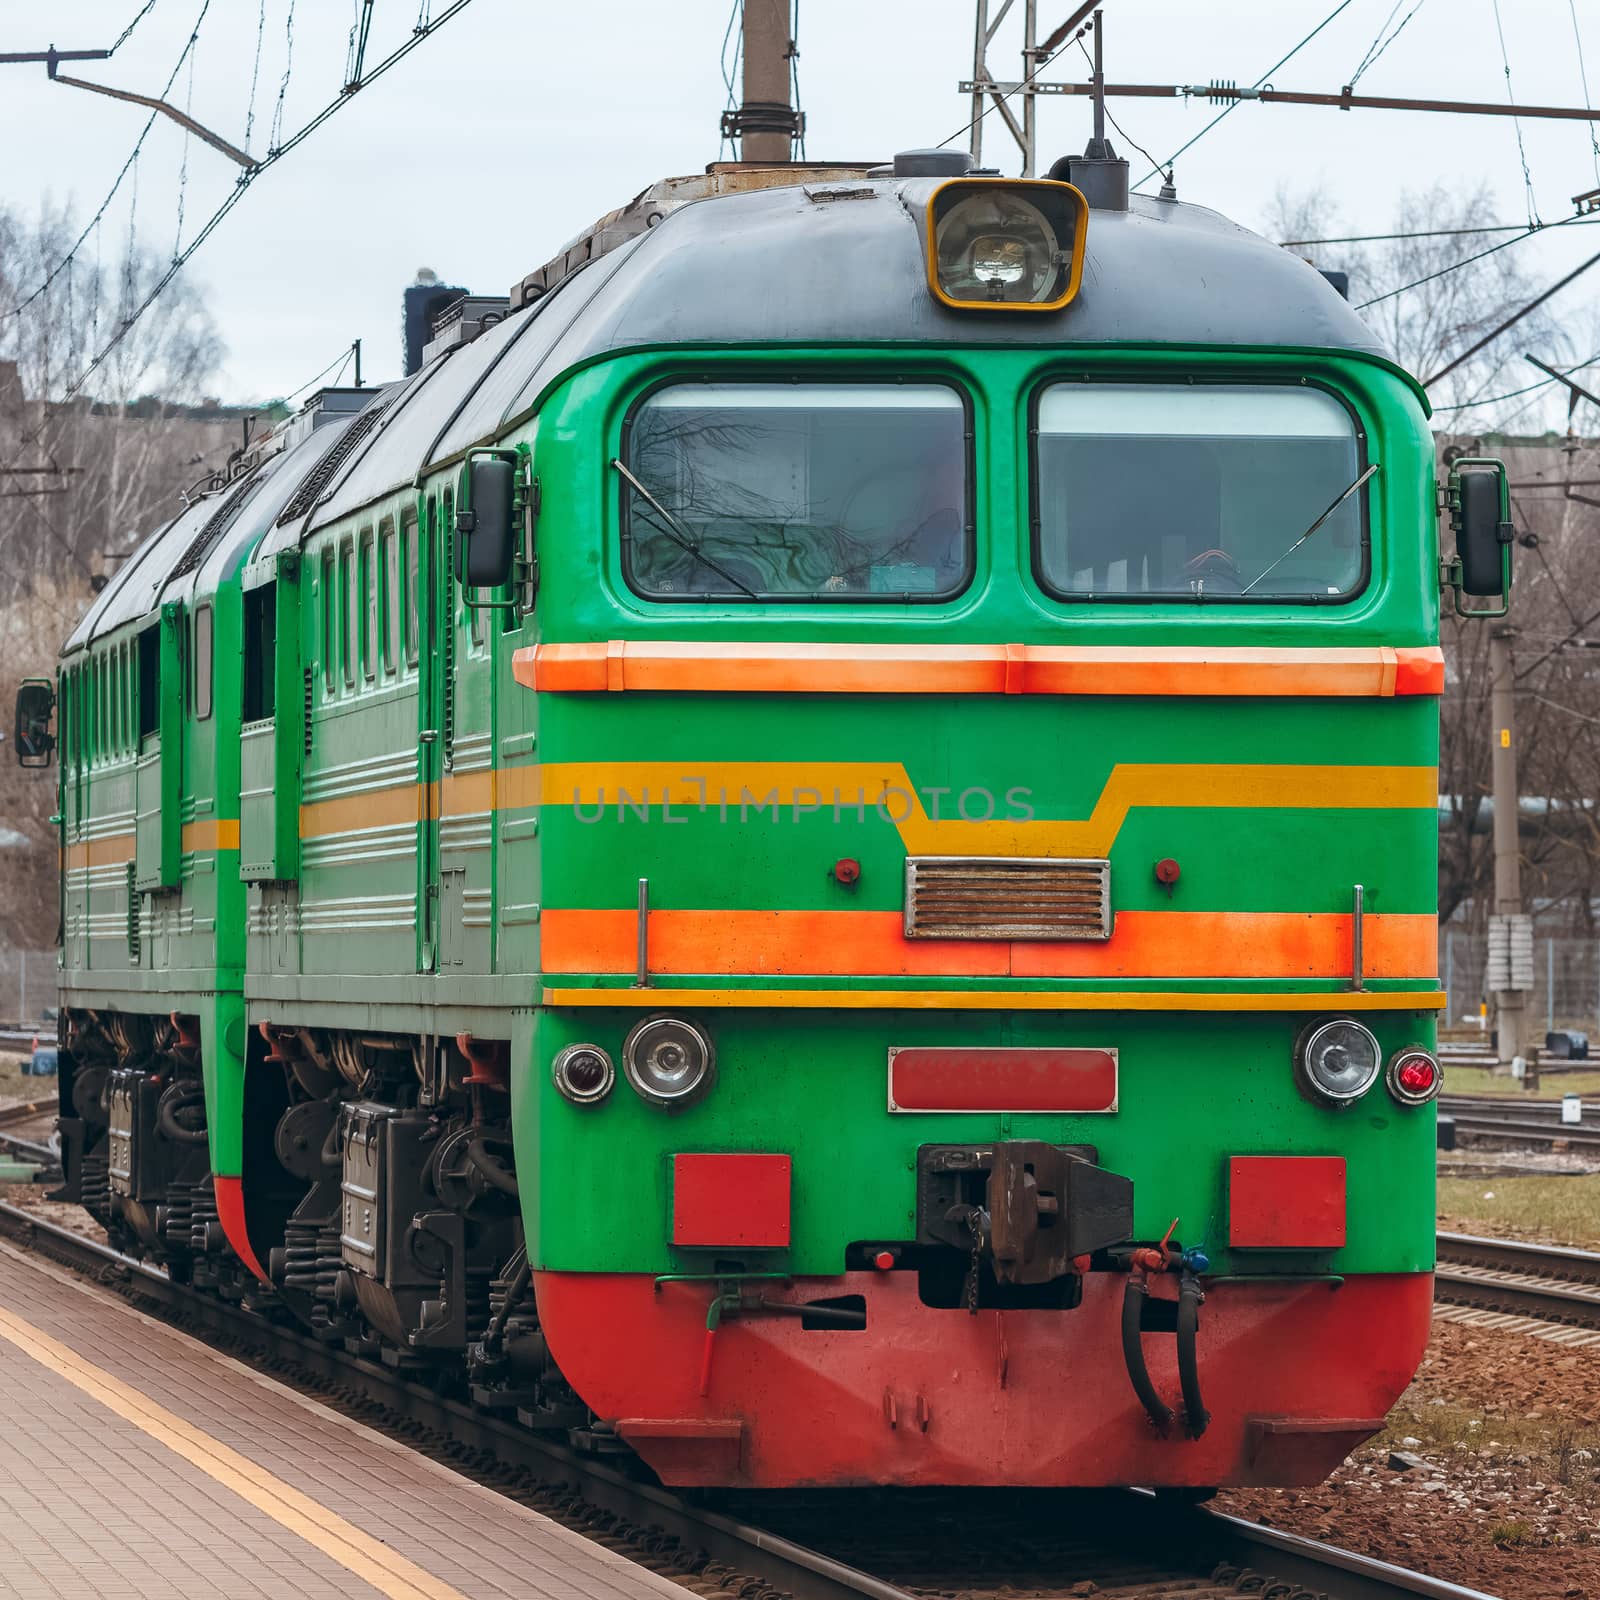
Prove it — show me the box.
[1398,1057,1436,1094]
[1386,1047,1441,1106]
[833,858,862,886]
[872,1249,896,1271]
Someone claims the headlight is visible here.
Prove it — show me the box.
[1386,1045,1442,1107]
[1294,1017,1381,1108]
[552,1042,615,1105]
[927,179,1087,311]
[623,1015,715,1108]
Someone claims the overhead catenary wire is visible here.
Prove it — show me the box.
[278,343,355,407]
[1131,0,1356,189]
[1571,0,1600,187]
[244,0,268,151]
[1490,0,1540,226]
[55,0,479,403]
[1349,0,1428,87]
[717,0,742,161]
[269,0,297,153]
[2,0,212,321]
[1357,210,1596,310]
[112,0,164,53]
[1075,35,1163,174]
[1422,248,1600,388]
[1284,218,1600,246]
[1432,347,1600,413]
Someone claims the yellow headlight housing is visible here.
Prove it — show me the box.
[926,178,1088,312]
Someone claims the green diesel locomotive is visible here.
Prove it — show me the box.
[17,145,1514,1490]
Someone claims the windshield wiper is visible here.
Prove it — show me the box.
[611,458,757,598]
[1240,462,1380,596]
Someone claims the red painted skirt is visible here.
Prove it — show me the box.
[534,1268,1432,1488]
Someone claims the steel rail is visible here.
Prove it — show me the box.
[1437,1095,1600,1148]
[0,1201,1497,1600]
[1435,1230,1600,1328]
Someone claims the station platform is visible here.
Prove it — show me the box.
[0,1237,688,1600]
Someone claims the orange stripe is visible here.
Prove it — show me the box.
[541,908,1438,981]
[181,819,240,853]
[63,834,136,871]
[512,641,1444,698]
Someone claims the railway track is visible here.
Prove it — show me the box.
[1434,1231,1600,1331]
[0,1200,1492,1600]
[1438,1093,1600,1150]
[0,1100,57,1170]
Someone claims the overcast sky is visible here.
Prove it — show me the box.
[3,0,1599,417]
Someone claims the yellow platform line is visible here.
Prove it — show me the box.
[0,1304,469,1600]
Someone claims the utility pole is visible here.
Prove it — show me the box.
[1488,626,1535,1077]
[723,0,801,164]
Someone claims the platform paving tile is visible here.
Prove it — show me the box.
[0,1243,687,1600]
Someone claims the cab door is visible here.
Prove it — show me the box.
[417,493,444,974]
[134,603,183,893]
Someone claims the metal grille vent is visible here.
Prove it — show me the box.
[904,856,1112,941]
[302,668,314,756]
[170,463,264,580]
[274,400,390,528]
[125,861,140,963]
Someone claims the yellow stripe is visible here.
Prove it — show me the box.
[536,761,1438,858]
[0,1304,470,1600]
[542,985,1445,1012]
[292,759,1438,857]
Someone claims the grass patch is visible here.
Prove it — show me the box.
[1438,1173,1600,1250]
[1444,1067,1600,1100]
[1488,1520,1533,1549]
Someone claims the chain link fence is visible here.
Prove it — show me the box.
[1442,929,1600,1037]
[0,949,57,1027]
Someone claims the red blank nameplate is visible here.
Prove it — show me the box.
[887,1047,1117,1113]
[672,1153,792,1248]
[1229,1155,1347,1249]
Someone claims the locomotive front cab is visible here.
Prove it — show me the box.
[495,166,1462,1491]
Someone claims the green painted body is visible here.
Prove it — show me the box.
[54,337,1441,1278]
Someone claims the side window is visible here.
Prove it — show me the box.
[242,587,275,721]
[359,529,376,682]
[137,625,160,739]
[380,519,399,674]
[339,542,355,689]
[403,508,420,667]
[321,552,336,694]
[117,645,128,751]
[193,605,214,721]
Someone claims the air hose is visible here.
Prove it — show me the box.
[1176,1267,1210,1439]
[1120,1271,1174,1435]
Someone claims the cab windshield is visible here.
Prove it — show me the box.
[621,383,970,602]
[1032,383,1367,602]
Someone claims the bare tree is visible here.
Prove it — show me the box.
[0,200,227,594]
[0,205,228,950]
[1267,183,1571,427]
[1270,184,1600,935]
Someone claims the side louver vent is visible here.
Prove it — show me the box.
[904,856,1112,941]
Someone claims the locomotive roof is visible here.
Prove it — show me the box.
[284,176,1390,538]
[63,170,1398,655]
